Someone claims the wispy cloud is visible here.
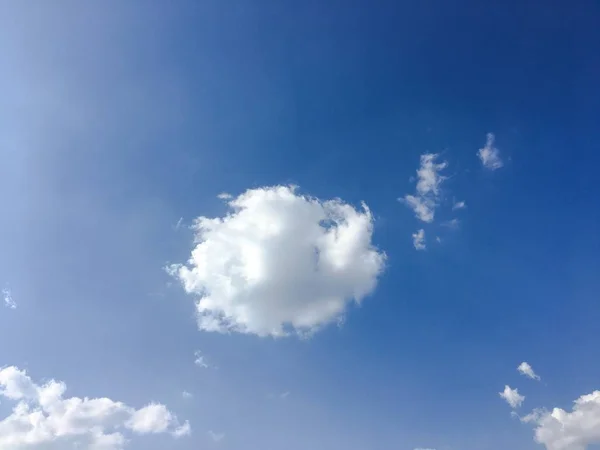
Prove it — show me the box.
[208,430,225,442]
[268,391,291,400]
[500,385,524,408]
[217,192,232,200]
[2,287,16,309]
[400,153,448,223]
[477,133,503,170]
[441,218,460,229]
[194,350,212,368]
[452,200,466,210]
[412,229,426,251]
[174,217,184,230]
[182,391,193,399]
[517,362,541,381]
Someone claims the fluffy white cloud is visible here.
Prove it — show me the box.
[517,362,541,381]
[500,385,525,408]
[0,366,189,449]
[412,229,426,251]
[169,185,386,337]
[2,287,16,309]
[400,153,447,223]
[126,403,174,434]
[520,391,600,450]
[477,133,503,170]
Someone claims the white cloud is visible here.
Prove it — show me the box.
[500,385,525,408]
[194,350,211,368]
[0,366,189,449]
[126,403,174,434]
[182,391,193,399]
[174,217,184,230]
[169,185,386,337]
[517,362,541,381]
[208,430,225,442]
[217,192,232,200]
[412,229,426,251]
[403,195,436,223]
[477,133,503,170]
[267,391,290,400]
[452,200,466,210]
[400,153,448,223]
[520,391,600,450]
[2,287,16,309]
[173,421,191,438]
[442,218,460,229]
[517,408,546,424]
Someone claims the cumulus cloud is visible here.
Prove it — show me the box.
[518,362,541,381]
[0,366,189,449]
[500,385,525,408]
[2,287,16,309]
[412,229,426,251]
[477,133,503,170]
[520,391,600,450]
[400,153,448,223]
[169,185,386,337]
[127,403,175,434]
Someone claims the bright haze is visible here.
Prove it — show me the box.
[1,2,599,450]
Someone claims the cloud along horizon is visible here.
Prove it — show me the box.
[513,389,600,450]
[0,366,190,450]
[169,185,386,337]
[501,361,600,449]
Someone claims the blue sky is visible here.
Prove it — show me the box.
[1,1,600,449]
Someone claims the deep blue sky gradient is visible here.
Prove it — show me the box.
[1,1,600,449]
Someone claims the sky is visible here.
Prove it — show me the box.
[1,1,600,449]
